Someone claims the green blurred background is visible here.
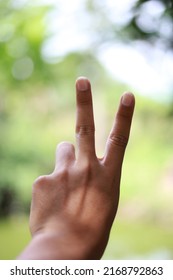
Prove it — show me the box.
[0,0,173,259]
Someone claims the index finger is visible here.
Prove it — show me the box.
[75,77,96,159]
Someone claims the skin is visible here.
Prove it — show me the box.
[18,77,135,260]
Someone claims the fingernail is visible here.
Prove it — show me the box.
[122,93,134,106]
[76,77,89,91]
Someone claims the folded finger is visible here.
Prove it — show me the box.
[55,142,75,170]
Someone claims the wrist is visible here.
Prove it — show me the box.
[18,228,102,260]
[27,216,110,260]
[18,231,87,260]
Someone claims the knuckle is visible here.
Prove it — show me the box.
[76,125,95,137]
[80,166,92,183]
[83,160,92,172]
[55,168,69,182]
[33,175,50,189]
[78,159,95,180]
[109,133,128,148]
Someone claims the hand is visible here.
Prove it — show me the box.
[18,77,135,260]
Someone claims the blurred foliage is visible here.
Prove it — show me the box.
[121,0,173,50]
[85,0,173,51]
[0,185,16,217]
[0,1,51,87]
[0,0,173,259]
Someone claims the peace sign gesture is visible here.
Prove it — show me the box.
[75,77,134,172]
[19,77,135,260]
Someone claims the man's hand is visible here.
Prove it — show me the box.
[18,77,135,260]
